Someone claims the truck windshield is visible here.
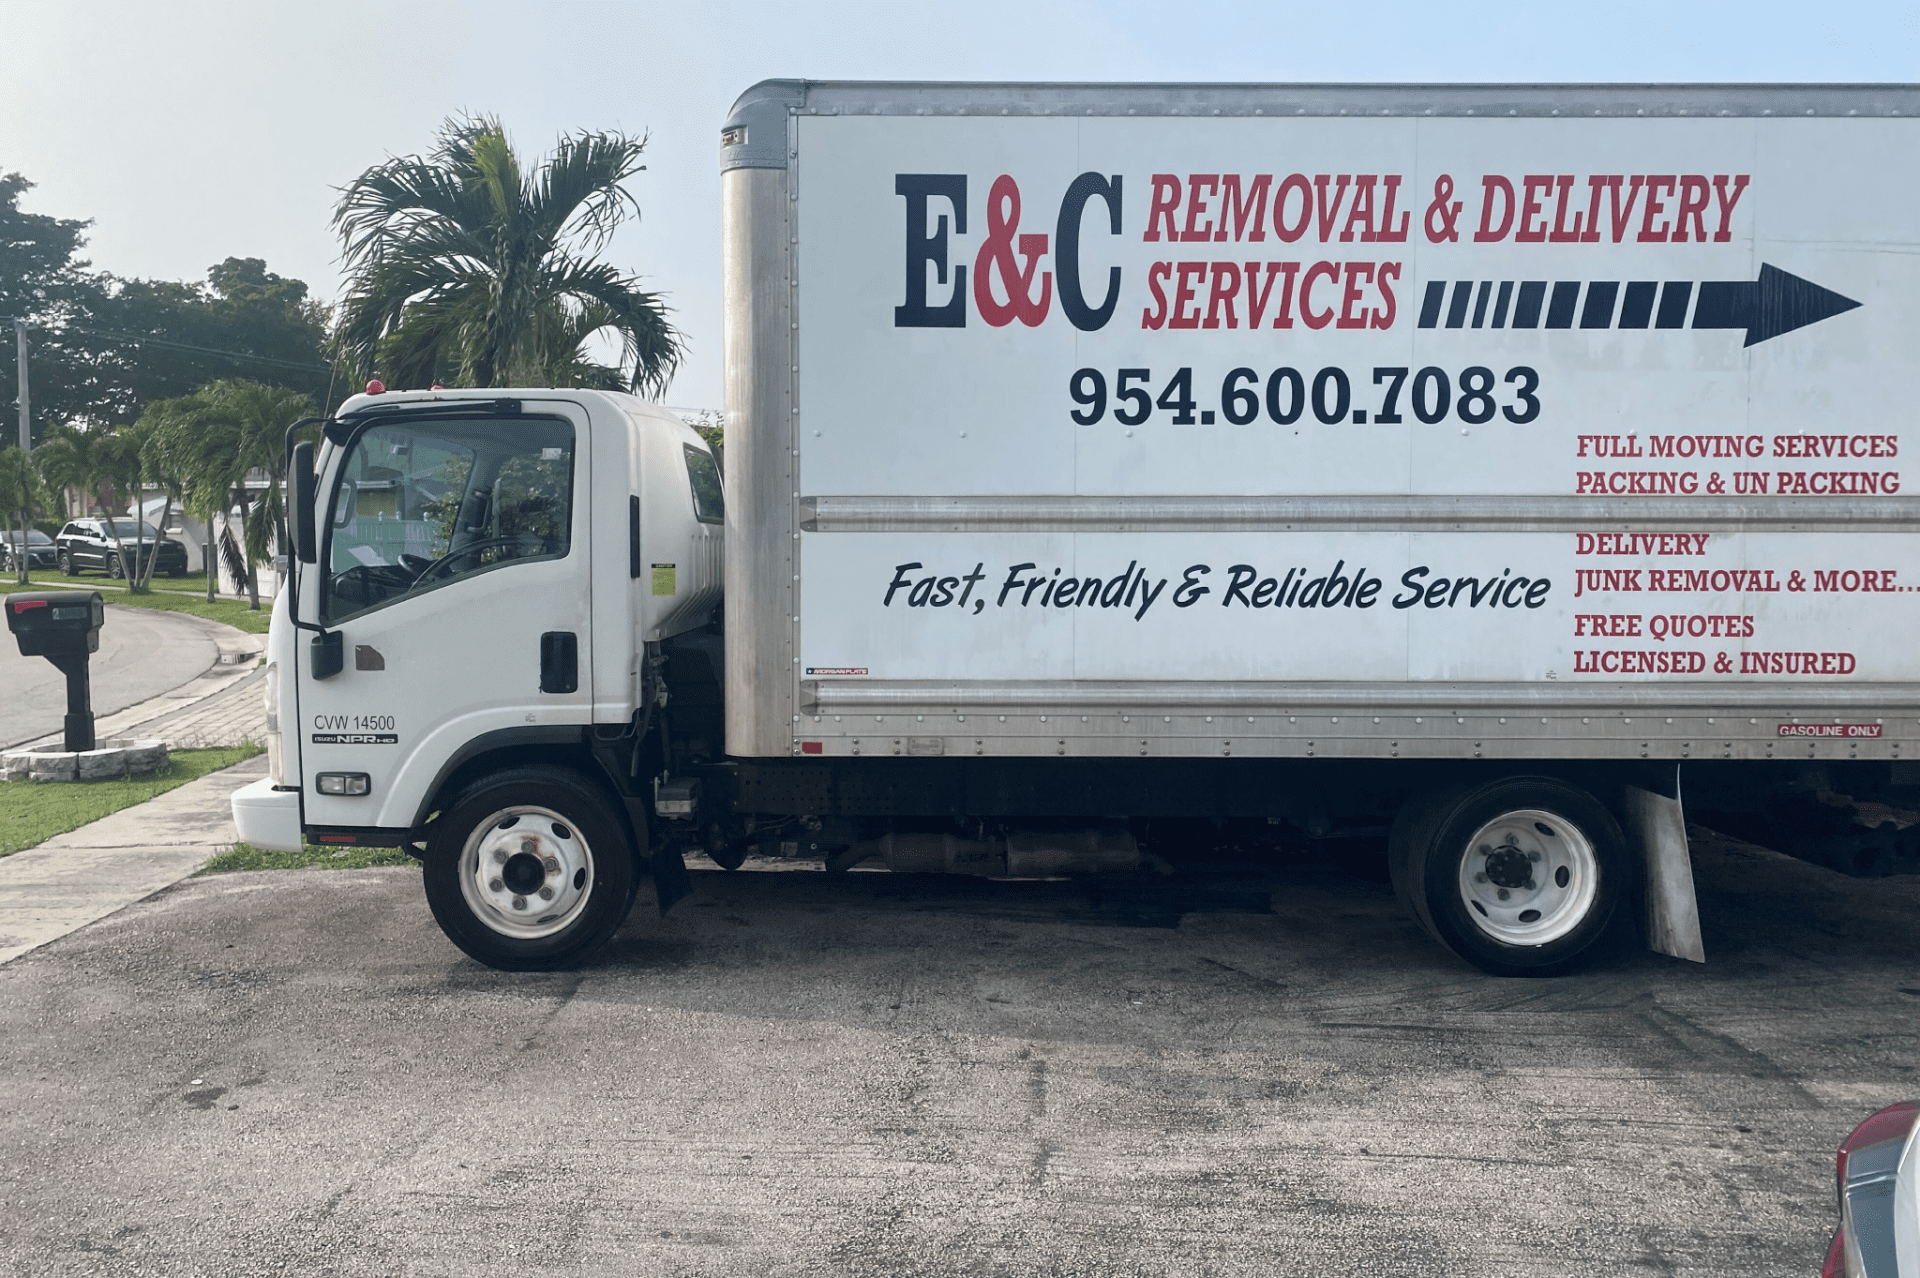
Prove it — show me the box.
[322,414,575,622]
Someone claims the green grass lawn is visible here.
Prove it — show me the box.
[0,744,263,856]
[197,842,418,874]
[1,572,271,634]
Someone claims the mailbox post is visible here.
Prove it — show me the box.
[5,591,106,752]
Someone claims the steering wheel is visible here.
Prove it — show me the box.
[398,552,433,574]
[409,535,551,587]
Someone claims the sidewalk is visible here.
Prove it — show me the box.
[1,620,276,966]
[0,754,267,965]
[16,625,266,752]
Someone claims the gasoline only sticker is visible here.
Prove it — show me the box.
[1777,724,1883,738]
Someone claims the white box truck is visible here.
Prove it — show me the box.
[234,80,1920,976]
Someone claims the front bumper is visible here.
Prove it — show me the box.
[231,777,303,852]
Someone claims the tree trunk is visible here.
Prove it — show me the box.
[138,491,174,590]
[129,480,147,594]
[235,489,259,610]
[13,508,28,585]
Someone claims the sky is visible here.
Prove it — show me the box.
[3,0,1917,408]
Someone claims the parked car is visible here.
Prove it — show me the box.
[1,528,57,572]
[54,518,189,578]
[1824,1101,1917,1277]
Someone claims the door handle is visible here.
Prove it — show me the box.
[540,631,578,694]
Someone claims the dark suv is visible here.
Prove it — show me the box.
[55,518,189,578]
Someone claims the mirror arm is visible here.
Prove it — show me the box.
[281,418,330,639]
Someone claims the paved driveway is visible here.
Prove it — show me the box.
[0,830,1914,1277]
[0,603,219,748]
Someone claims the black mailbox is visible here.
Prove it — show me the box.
[7,591,105,751]
[6,591,105,657]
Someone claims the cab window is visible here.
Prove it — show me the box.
[323,415,575,622]
[684,446,723,524]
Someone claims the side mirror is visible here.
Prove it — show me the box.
[292,440,317,564]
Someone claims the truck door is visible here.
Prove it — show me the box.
[298,403,592,832]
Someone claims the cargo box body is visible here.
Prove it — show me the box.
[720,81,1920,765]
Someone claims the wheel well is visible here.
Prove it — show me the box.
[422,741,645,863]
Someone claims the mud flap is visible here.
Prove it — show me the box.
[1622,767,1705,963]
[650,844,692,915]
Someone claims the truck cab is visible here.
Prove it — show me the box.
[232,388,722,968]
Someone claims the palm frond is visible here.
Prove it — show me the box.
[331,114,681,395]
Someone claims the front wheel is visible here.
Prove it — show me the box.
[1389,776,1631,977]
[58,551,76,577]
[422,767,639,970]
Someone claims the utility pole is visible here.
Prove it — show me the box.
[14,319,28,452]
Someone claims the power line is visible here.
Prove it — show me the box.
[16,321,332,375]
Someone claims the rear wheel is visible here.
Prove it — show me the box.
[1389,776,1629,977]
[422,767,639,971]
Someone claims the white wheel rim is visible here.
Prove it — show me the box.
[1456,808,1599,946]
[457,805,595,940]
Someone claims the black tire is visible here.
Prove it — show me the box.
[58,551,76,577]
[107,555,125,579]
[1389,776,1631,977]
[422,766,640,971]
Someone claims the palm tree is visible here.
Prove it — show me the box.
[0,445,49,584]
[146,380,316,610]
[32,425,112,571]
[332,114,683,395]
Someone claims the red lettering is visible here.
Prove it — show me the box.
[1638,175,1676,242]
[1515,174,1554,242]
[1475,175,1515,242]
[1169,262,1206,329]
[1371,176,1411,243]
[1606,175,1645,243]
[1372,262,1399,329]
[1272,174,1312,243]
[1144,175,1182,242]
[1712,175,1750,243]
[1338,262,1374,329]
[1216,174,1271,242]
[1671,176,1711,243]
[1268,261,1301,329]
[1244,261,1285,328]
[1580,176,1607,244]
[1339,176,1377,243]
[1314,175,1352,242]
[1203,262,1242,329]
[1181,175,1219,242]
[1140,261,1171,329]
[1300,261,1340,330]
[1548,175,1584,242]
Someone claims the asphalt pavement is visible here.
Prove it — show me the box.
[0,819,1914,1277]
[0,603,226,748]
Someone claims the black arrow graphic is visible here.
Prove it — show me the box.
[1691,264,1862,347]
[1418,266,1861,346]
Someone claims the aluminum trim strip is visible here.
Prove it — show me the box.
[801,679,1920,713]
[800,494,1920,534]
[733,79,1920,121]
